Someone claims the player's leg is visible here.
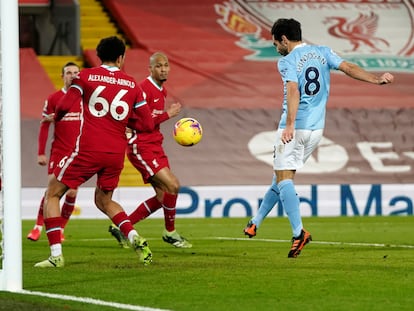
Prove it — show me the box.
[29,152,56,241]
[111,193,162,247]
[110,193,160,248]
[34,177,68,267]
[244,174,280,238]
[132,179,179,232]
[128,195,162,224]
[126,144,191,248]
[96,187,152,265]
[151,168,192,248]
[97,153,152,264]
[277,171,302,236]
[60,188,77,241]
[274,129,313,258]
[125,143,164,224]
[27,194,46,241]
[280,129,322,257]
[108,146,163,247]
[277,170,312,258]
[151,168,179,231]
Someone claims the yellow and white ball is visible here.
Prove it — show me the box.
[173,117,203,146]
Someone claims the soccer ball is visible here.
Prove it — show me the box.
[173,117,203,146]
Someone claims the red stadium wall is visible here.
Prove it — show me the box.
[96,0,414,185]
[21,0,414,186]
[20,48,55,119]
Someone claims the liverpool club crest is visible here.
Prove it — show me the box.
[215,0,414,71]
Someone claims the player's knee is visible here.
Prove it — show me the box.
[66,188,78,197]
[168,181,180,194]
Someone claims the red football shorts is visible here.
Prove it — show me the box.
[54,150,124,191]
[127,142,170,184]
[48,145,77,175]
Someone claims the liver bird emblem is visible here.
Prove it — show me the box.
[324,12,389,52]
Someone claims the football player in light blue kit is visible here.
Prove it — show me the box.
[244,18,394,258]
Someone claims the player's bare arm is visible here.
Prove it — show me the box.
[339,61,394,85]
[282,81,300,144]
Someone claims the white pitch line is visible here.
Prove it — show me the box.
[19,290,173,311]
[77,237,414,249]
[214,237,414,249]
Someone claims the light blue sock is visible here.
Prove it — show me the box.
[251,176,279,228]
[278,179,302,237]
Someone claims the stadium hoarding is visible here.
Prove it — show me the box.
[20,184,413,219]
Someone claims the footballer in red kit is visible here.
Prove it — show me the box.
[41,89,81,174]
[54,65,152,189]
[137,76,169,144]
[35,37,154,268]
[128,75,169,175]
[110,52,192,249]
[27,62,81,242]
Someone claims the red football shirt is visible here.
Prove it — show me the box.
[58,65,153,154]
[136,76,169,145]
[38,88,81,156]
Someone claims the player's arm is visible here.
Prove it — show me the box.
[128,102,155,132]
[37,120,51,166]
[55,86,82,121]
[282,81,300,144]
[154,102,181,125]
[338,61,394,85]
[153,111,169,125]
[41,113,55,123]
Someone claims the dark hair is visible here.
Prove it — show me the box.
[271,18,302,42]
[62,62,79,74]
[96,36,126,63]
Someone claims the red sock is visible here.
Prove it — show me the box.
[61,194,76,228]
[112,212,134,238]
[44,217,63,245]
[36,197,45,226]
[129,196,161,225]
[162,192,177,232]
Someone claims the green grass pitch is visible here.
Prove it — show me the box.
[1,216,413,311]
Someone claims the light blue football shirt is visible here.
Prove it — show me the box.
[277,43,344,130]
